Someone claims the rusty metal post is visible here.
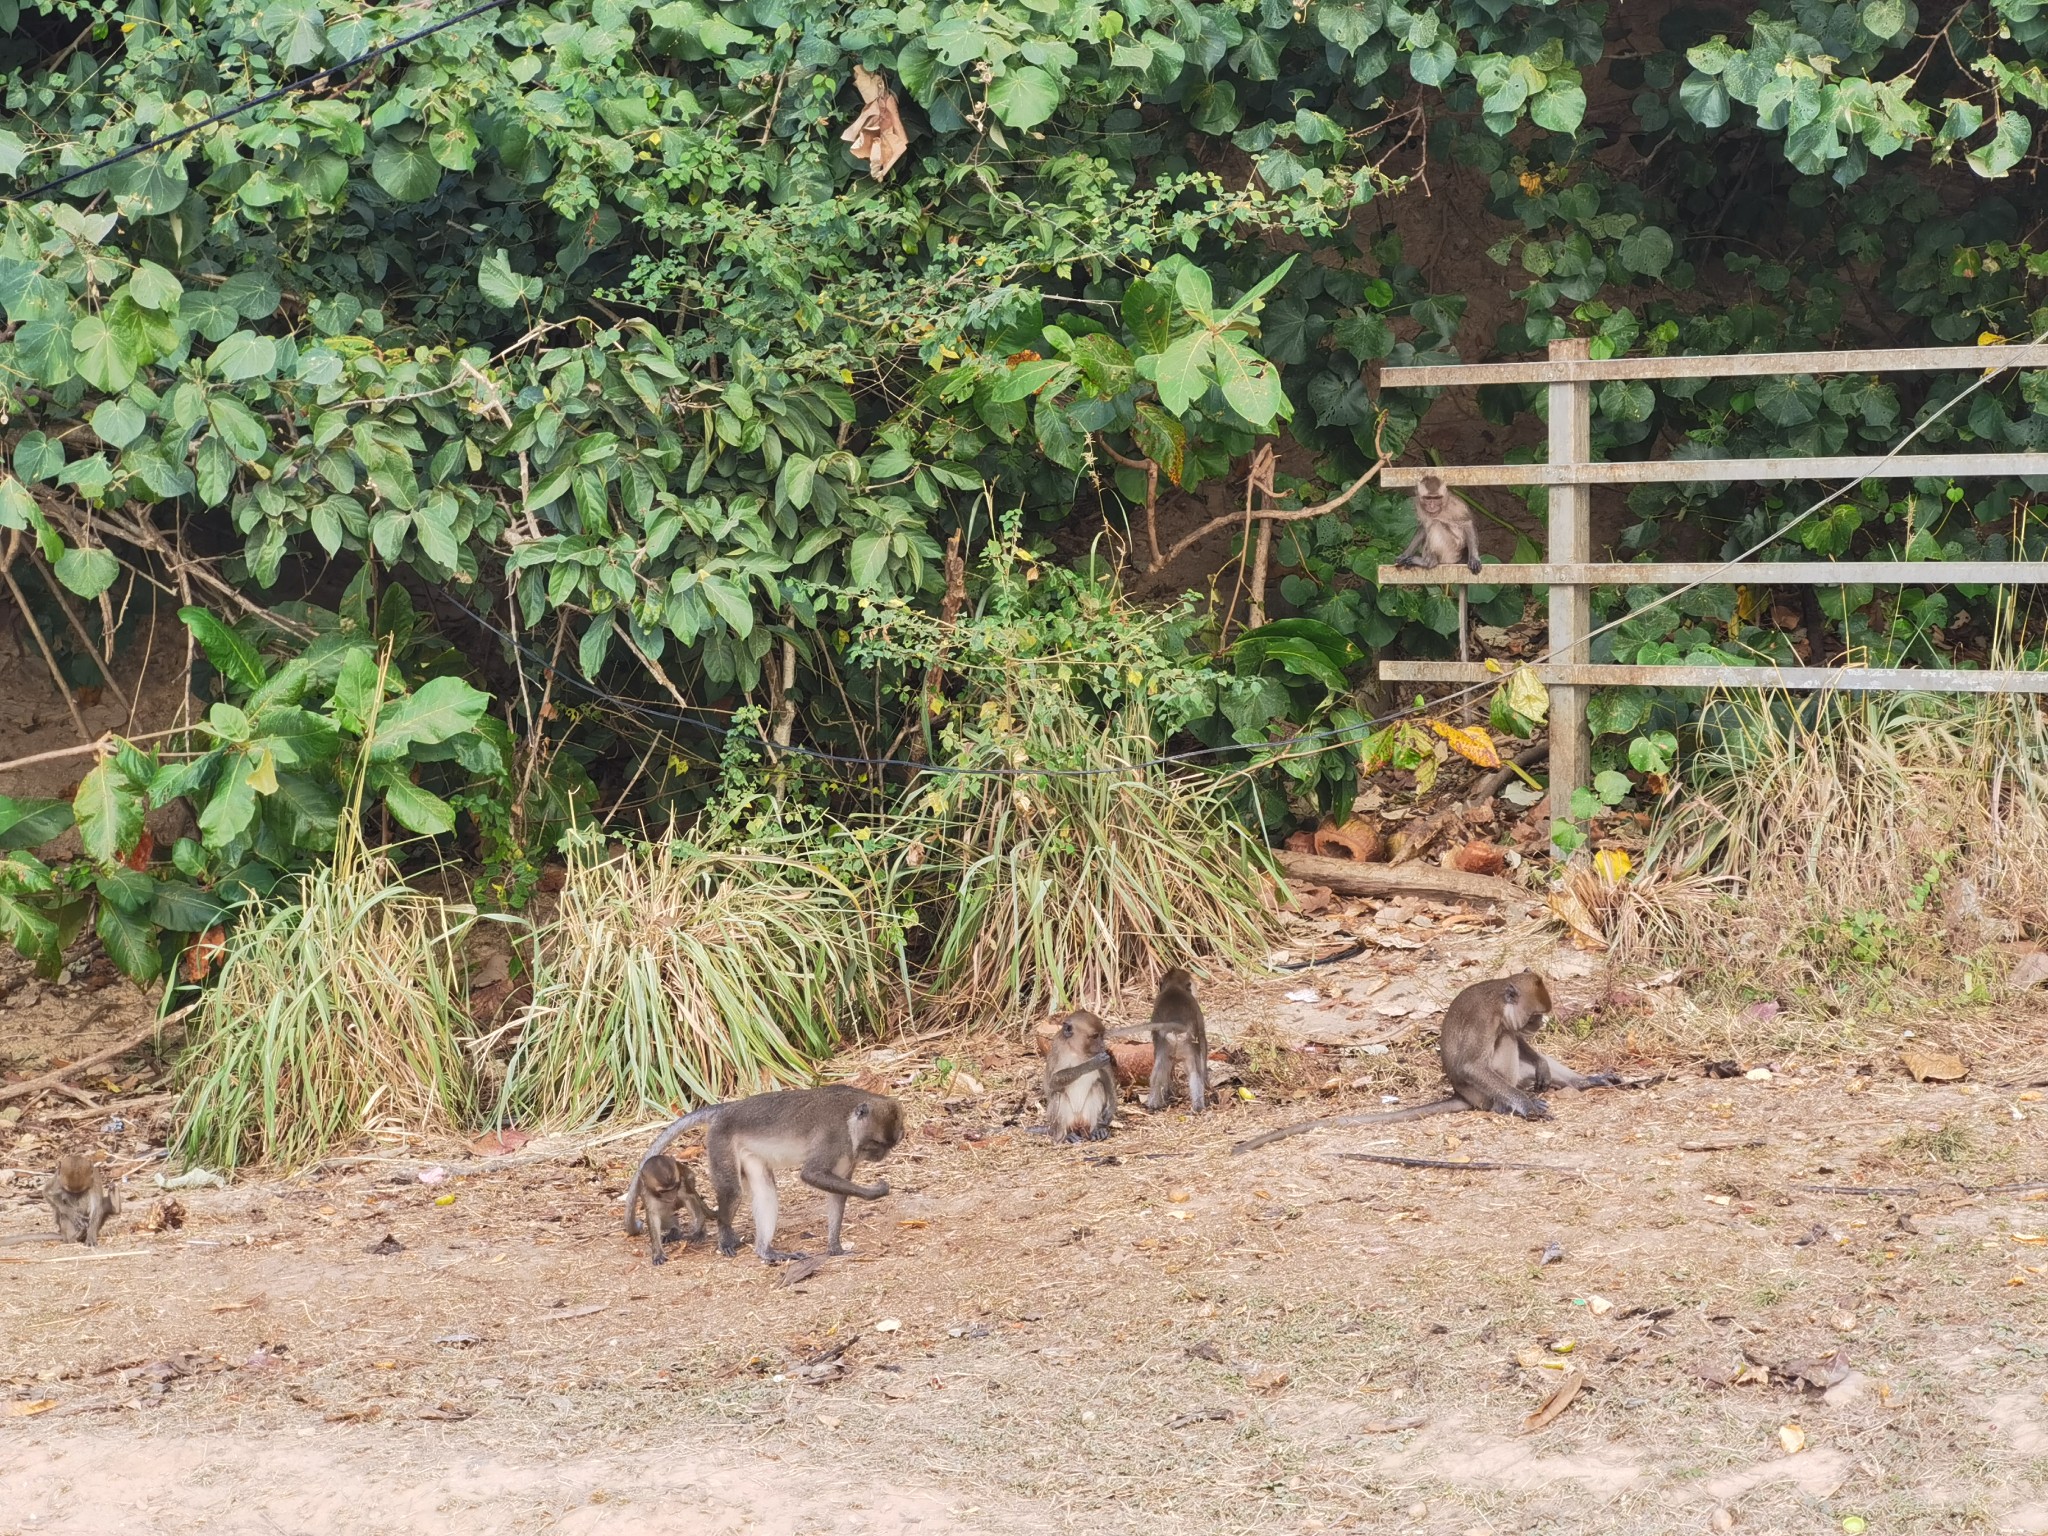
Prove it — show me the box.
[1545,337,1591,854]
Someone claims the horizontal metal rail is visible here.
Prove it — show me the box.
[1381,454,2048,488]
[1381,345,2048,388]
[1375,561,2048,587]
[1380,660,2048,693]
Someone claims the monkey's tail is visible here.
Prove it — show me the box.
[639,1103,724,1167]
[1268,941,1367,973]
[1229,1097,1467,1155]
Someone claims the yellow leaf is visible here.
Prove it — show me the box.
[1502,666,1549,726]
[1484,656,1504,673]
[1979,330,2008,346]
[5,1400,57,1417]
[247,747,278,796]
[1592,848,1633,883]
[1430,720,1501,769]
[1779,1423,1807,1454]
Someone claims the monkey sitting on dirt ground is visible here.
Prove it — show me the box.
[635,1085,904,1264]
[1041,1009,1116,1143]
[1232,971,1620,1154]
[1,1153,120,1248]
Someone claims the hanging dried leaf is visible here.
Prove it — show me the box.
[1430,719,1501,769]
[841,66,908,181]
[1520,1367,1586,1434]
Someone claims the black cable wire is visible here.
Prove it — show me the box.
[438,593,1445,780]
[5,0,516,203]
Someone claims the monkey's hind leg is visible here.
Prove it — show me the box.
[1183,1040,1209,1114]
[742,1157,805,1265]
[709,1142,746,1258]
[1145,1032,1175,1111]
[676,1163,711,1239]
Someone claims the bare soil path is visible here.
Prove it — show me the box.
[6,979,2046,1536]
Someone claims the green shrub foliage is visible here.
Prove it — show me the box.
[3,0,2047,973]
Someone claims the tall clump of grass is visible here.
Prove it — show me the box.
[174,831,481,1172]
[498,834,884,1127]
[1616,690,2048,1003]
[913,709,1282,1021]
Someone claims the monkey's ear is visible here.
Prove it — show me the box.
[1503,983,1520,1006]
[853,1103,870,1120]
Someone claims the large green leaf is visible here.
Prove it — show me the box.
[95,898,161,982]
[381,778,458,836]
[0,796,73,851]
[371,140,443,201]
[73,757,149,864]
[180,606,267,691]
[1149,332,1214,415]
[987,66,1061,129]
[53,545,119,598]
[70,314,137,392]
[197,753,261,844]
[367,676,492,761]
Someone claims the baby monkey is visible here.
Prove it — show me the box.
[623,1152,714,1266]
[1396,474,1483,574]
[0,1154,121,1248]
[1145,968,1209,1114]
[1233,971,1620,1153]
[1042,1009,1116,1143]
[636,1085,904,1265]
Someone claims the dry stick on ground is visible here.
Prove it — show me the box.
[0,1009,189,1107]
[1331,1152,1580,1173]
[1273,849,1527,906]
[1097,440,1162,570]
[0,531,93,745]
[1465,740,1550,806]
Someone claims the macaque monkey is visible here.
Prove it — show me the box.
[47,1153,117,1245]
[1042,1010,1116,1143]
[637,1085,904,1264]
[1397,474,1483,575]
[623,1152,714,1266]
[1232,972,1620,1154]
[1396,473,1483,664]
[1146,968,1209,1114]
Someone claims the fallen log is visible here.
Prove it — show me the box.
[1272,850,1529,908]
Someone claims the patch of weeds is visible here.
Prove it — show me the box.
[1887,1118,1974,1168]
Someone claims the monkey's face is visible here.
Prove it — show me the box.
[1507,971,1553,1028]
[1059,1011,1107,1056]
[857,1098,904,1160]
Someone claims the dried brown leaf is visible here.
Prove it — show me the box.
[1520,1367,1586,1434]
[1899,1048,1967,1083]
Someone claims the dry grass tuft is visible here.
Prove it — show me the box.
[912,713,1284,1024]
[1609,691,2048,1011]
[174,838,483,1172]
[496,833,887,1127]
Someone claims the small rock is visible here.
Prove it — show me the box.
[1709,1509,1735,1532]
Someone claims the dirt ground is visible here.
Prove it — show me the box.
[4,905,2048,1536]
